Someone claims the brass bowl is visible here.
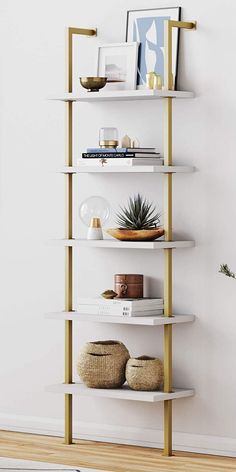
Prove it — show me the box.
[80,77,107,92]
[106,228,164,242]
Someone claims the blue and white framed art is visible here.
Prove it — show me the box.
[126,7,181,89]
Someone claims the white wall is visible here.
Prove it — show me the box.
[1,0,236,457]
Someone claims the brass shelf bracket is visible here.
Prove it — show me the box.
[163,19,196,457]
[64,26,97,445]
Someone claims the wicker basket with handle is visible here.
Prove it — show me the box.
[126,355,163,391]
[77,340,130,389]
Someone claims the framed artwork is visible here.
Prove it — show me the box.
[97,42,139,90]
[126,7,181,89]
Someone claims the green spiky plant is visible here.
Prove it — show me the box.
[116,194,161,230]
[219,264,236,279]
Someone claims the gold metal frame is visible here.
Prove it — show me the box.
[63,20,195,454]
[65,26,97,445]
[163,19,196,456]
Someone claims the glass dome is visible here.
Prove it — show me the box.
[79,196,110,227]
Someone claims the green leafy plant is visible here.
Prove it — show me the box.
[219,263,236,279]
[116,194,161,230]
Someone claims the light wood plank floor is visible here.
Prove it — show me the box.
[0,431,235,472]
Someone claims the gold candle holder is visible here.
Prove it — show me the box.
[153,74,162,90]
[146,72,156,89]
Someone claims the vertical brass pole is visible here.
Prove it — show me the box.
[163,20,173,457]
[64,26,96,446]
[64,28,73,445]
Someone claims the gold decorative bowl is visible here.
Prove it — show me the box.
[80,77,107,92]
[101,290,118,300]
[106,228,164,242]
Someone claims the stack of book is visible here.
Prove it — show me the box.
[77,298,164,317]
[79,147,163,167]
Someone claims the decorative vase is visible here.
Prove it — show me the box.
[126,356,164,391]
[87,217,103,240]
[77,340,130,389]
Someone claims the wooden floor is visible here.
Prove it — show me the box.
[0,431,236,472]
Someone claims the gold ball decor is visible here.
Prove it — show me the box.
[77,340,130,389]
[126,356,164,391]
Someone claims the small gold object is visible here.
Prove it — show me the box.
[90,217,101,228]
[170,73,174,90]
[99,140,118,148]
[121,134,131,148]
[80,77,107,92]
[153,74,162,90]
[99,127,119,148]
[101,290,118,300]
[146,72,156,89]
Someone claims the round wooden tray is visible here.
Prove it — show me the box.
[106,228,164,242]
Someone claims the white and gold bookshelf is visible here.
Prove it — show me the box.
[47,21,197,456]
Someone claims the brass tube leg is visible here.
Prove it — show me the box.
[64,246,73,444]
[163,249,173,456]
[63,25,97,447]
[64,101,73,444]
[65,393,72,444]
[164,400,172,455]
[162,18,196,457]
[163,93,173,456]
[65,315,73,444]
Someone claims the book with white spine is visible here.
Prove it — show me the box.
[77,307,164,317]
[78,158,164,167]
[77,298,164,317]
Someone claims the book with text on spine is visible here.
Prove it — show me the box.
[82,152,161,158]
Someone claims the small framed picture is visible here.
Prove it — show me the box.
[97,42,139,91]
[126,7,181,89]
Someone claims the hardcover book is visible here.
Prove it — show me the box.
[86,147,158,153]
[77,298,164,317]
[78,158,164,166]
[82,152,161,158]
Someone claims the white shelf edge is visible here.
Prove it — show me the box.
[48,89,194,102]
[59,165,195,174]
[46,383,194,403]
[45,312,195,326]
[51,239,195,249]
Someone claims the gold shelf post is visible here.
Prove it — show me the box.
[64,26,96,445]
[163,19,196,457]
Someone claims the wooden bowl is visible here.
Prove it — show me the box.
[80,77,107,92]
[106,228,164,242]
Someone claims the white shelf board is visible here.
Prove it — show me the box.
[45,312,195,326]
[46,383,194,403]
[61,165,195,174]
[53,239,195,249]
[49,89,194,102]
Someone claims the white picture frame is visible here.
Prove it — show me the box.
[97,42,139,91]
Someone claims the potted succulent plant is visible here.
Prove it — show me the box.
[106,194,164,241]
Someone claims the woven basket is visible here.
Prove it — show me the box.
[126,356,164,391]
[77,340,130,389]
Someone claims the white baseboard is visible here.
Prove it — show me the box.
[1,413,236,458]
